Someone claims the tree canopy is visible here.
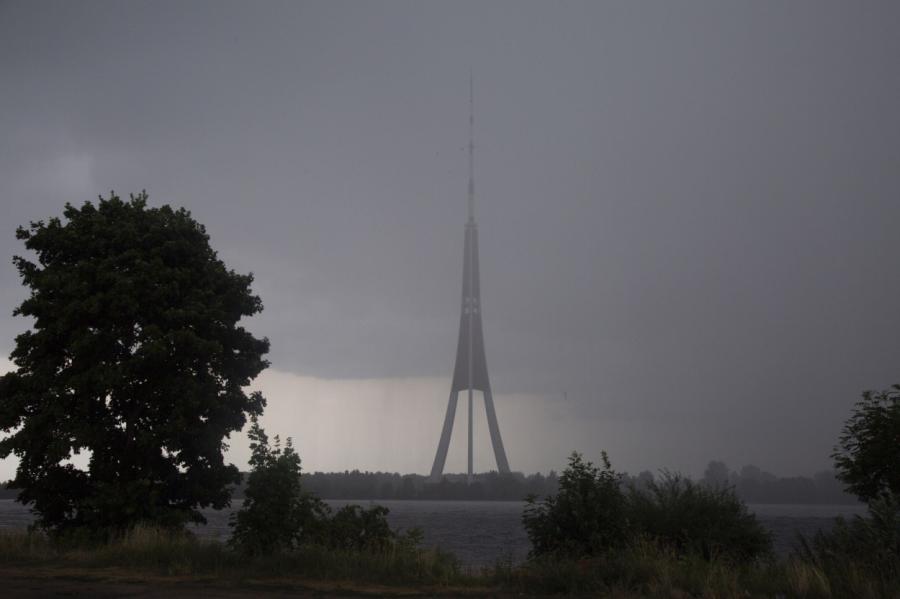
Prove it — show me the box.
[832,385,900,502]
[0,192,269,533]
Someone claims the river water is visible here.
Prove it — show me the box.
[0,499,866,567]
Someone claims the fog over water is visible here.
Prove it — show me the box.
[2,1,899,479]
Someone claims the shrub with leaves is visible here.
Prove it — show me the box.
[627,471,772,561]
[522,451,628,558]
[523,451,772,564]
[326,504,400,551]
[229,419,415,556]
[228,417,328,555]
[832,384,900,503]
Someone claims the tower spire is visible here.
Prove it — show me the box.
[468,71,475,223]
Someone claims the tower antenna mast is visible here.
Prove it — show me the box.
[468,71,475,223]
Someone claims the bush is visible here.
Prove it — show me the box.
[326,504,410,551]
[229,418,419,557]
[628,471,772,561]
[229,417,328,555]
[522,452,628,558]
[523,451,772,565]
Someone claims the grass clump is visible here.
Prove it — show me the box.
[792,493,900,598]
[489,538,790,597]
[0,528,57,563]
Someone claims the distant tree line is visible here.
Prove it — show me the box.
[700,461,860,505]
[220,462,861,504]
[0,465,861,504]
[228,470,560,502]
[1,464,860,505]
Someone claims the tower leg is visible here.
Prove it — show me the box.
[467,387,473,483]
[430,390,459,480]
[482,385,511,473]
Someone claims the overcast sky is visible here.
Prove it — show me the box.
[1,1,899,479]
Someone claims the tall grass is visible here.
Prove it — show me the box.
[3,525,899,596]
[490,538,785,597]
[791,494,900,599]
[0,528,58,562]
[489,536,899,598]
[0,525,464,586]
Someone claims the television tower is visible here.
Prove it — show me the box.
[430,76,511,482]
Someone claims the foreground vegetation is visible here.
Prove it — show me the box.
[1,523,898,598]
[3,405,899,596]
[1,446,897,597]
[1,394,898,597]
[0,526,464,588]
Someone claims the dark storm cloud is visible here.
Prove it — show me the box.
[1,1,899,475]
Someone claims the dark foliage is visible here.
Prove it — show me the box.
[522,452,628,558]
[229,420,413,556]
[326,504,402,551]
[228,417,328,555]
[0,193,269,533]
[832,385,900,503]
[522,451,771,563]
[628,472,772,561]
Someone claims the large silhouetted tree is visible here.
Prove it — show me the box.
[0,192,269,533]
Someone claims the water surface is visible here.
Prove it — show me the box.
[0,499,866,567]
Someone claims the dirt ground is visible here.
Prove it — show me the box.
[0,567,482,598]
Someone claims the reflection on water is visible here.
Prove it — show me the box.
[0,498,867,567]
